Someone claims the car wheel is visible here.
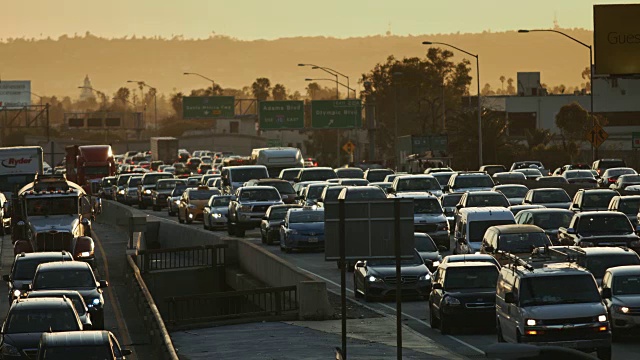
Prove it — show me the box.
[178,212,184,224]
[0,225,4,236]
[596,346,612,360]
[353,276,363,299]
[429,304,440,329]
[227,222,234,235]
[440,312,452,335]
[203,220,209,230]
[363,285,373,302]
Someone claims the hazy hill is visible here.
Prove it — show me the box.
[0,28,593,98]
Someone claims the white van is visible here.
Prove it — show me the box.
[453,207,515,255]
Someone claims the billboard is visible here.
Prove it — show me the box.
[594,4,640,75]
[0,81,31,109]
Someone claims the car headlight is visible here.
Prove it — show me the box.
[174,200,180,204]
[118,190,125,195]
[597,314,608,322]
[12,289,20,298]
[419,273,431,281]
[432,261,440,268]
[526,319,537,326]
[1,343,20,356]
[212,213,223,218]
[614,305,630,314]
[88,298,101,308]
[144,189,151,194]
[367,275,383,283]
[444,296,461,306]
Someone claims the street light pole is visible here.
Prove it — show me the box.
[518,29,595,161]
[183,72,217,94]
[393,72,403,171]
[422,41,482,167]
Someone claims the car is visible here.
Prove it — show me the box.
[453,207,515,255]
[368,182,392,194]
[334,167,364,179]
[429,261,499,334]
[337,178,369,186]
[150,179,184,211]
[439,253,500,268]
[316,185,346,208]
[244,179,298,204]
[0,297,84,359]
[513,168,543,180]
[480,224,552,266]
[446,172,495,193]
[97,176,116,199]
[260,204,302,244]
[424,167,453,174]
[558,211,640,253]
[294,167,337,182]
[570,189,620,213]
[37,330,132,359]
[601,265,640,338]
[383,174,402,183]
[514,208,574,245]
[507,204,545,216]
[562,169,598,187]
[138,173,179,209]
[112,174,135,203]
[197,163,212,174]
[278,168,303,183]
[598,167,638,188]
[299,183,331,205]
[26,290,92,330]
[479,165,507,176]
[363,168,395,183]
[393,192,449,249]
[178,186,221,224]
[163,166,176,175]
[279,207,325,252]
[202,195,234,230]
[0,192,11,235]
[535,176,569,184]
[123,175,143,205]
[493,184,529,206]
[608,195,640,226]
[353,249,432,301]
[2,251,74,302]
[509,161,547,174]
[430,172,456,190]
[492,171,527,183]
[338,186,387,201]
[167,185,186,216]
[186,175,203,187]
[185,157,202,174]
[592,158,627,177]
[523,188,572,209]
[199,174,220,186]
[389,175,442,197]
[31,261,108,329]
[414,233,444,272]
[454,191,510,222]
[555,163,591,176]
[610,174,640,192]
[228,186,284,237]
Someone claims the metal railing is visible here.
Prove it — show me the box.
[166,286,298,328]
[137,244,226,273]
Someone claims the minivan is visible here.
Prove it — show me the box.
[453,207,515,255]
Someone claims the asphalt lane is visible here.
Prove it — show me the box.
[138,205,640,360]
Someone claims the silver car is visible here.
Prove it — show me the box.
[203,195,233,230]
[602,265,640,337]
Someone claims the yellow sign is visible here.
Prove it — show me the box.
[342,141,355,154]
[594,4,640,75]
[586,124,608,149]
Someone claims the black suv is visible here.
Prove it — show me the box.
[37,330,132,359]
[0,297,84,359]
[151,179,185,211]
[228,186,284,237]
[3,251,74,302]
[260,204,301,245]
[137,173,174,209]
[31,261,108,329]
[429,261,499,334]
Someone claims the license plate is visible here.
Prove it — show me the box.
[308,237,318,243]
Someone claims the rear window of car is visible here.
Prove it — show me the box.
[261,182,295,195]
[5,308,79,333]
[444,267,498,289]
[598,160,626,169]
[189,190,221,200]
[441,194,463,207]
[300,169,337,181]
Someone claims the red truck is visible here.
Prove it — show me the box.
[65,145,116,194]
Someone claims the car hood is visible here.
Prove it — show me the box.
[154,189,174,195]
[288,222,324,232]
[368,263,429,277]
[612,295,640,307]
[3,332,50,349]
[508,198,524,206]
[210,206,229,215]
[30,215,79,234]
[414,214,447,223]
[537,201,571,209]
[190,200,208,208]
[243,200,284,207]
[524,302,605,319]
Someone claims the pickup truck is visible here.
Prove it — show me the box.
[558,211,640,253]
[227,186,283,237]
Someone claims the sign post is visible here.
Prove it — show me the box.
[259,101,304,130]
[182,96,235,119]
[586,123,608,149]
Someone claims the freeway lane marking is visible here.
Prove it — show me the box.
[296,267,485,356]
[93,230,133,350]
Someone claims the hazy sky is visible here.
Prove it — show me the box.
[1,0,636,40]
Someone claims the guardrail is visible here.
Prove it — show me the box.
[137,244,227,273]
[125,255,179,360]
[166,285,298,329]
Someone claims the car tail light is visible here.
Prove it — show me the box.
[608,178,616,183]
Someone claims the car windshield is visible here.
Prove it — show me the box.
[26,197,78,216]
[415,236,437,252]
[5,308,79,333]
[519,275,601,306]
[171,188,185,197]
[368,253,423,266]
[40,346,113,359]
[498,187,528,198]
[101,178,115,187]
[117,176,132,186]
[343,188,386,200]
[441,194,463,207]
[455,176,494,188]
[189,190,220,200]
[240,189,281,201]
[396,178,440,192]
[263,182,295,194]
[289,211,324,223]
[337,169,363,178]
[444,267,498,290]
[211,197,231,207]
[29,294,86,316]
[468,219,515,242]
[367,170,394,182]
[608,169,635,177]
[128,178,142,187]
[301,169,337,181]
[532,190,570,203]
[156,180,179,190]
[269,208,290,221]
[84,166,110,176]
[433,173,454,186]
[414,198,442,214]
[498,232,550,253]
[280,169,300,181]
[143,174,171,185]
[231,168,268,183]
[306,186,327,200]
[578,215,632,234]
[621,175,640,183]
[585,255,640,279]
[13,259,57,280]
[613,275,640,295]
[565,171,594,179]
[34,269,95,289]
[532,212,573,230]
[466,194,508,207]
[619,199,640,215]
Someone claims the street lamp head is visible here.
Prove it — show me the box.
[304,78,313,81]
[422,41,433,45]
[518,30,530,33]
[183,72,191,75]
[297,63,307,67]
[126,80,136,83]
[311,66,319,69]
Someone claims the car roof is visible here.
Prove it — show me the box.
[490,224,544,233]
[607,265,640,276]
[14,251,73,261]
[444,254,496,262]
[27,290,84,299]
[239,186,278,191]
[11,297,74,310]
[577,247,637,255]
[466,191,503,196]
[36,261,92,272]
[440,261,498,269]
[269,204,302,210]
[580,189,618,193]
[576,211,627,217]
[494,184,528,189]
[529,188,567,192]
[250,179,289,183]
[521,208,574,215]
[300,167,333,171]
[393,192,438,199]
[459,206,512,214]
[40,330,112,347]
[289,207,324,213]
[395,174,435,180]
[515,263,593,277]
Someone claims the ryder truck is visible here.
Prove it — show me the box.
[0,146,44,209]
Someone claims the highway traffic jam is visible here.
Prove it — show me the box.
[90,138,640,360]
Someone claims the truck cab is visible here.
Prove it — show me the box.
[11,174,96,268]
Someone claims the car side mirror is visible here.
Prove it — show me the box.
[387,188,395,194]
[601,288,612,299]
[442,185,450,192]
[293,177,301,183]
[504,292,516,304]
[455,204,463,210]
[571,204,580,210]
[635,225,640,234]
[355,261,365,268]
[566,228,576,234]
[523,199,531,204]
[121,349,132,356]
[2,274,9,282]
[432,283,443,290]
[454,231,461,239]
[99,280,109,289]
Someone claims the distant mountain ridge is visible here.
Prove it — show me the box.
[0,29,593,98]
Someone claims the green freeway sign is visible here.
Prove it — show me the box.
[182,96,234,119]
[311,100,362,129]
[259,101,304,130]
